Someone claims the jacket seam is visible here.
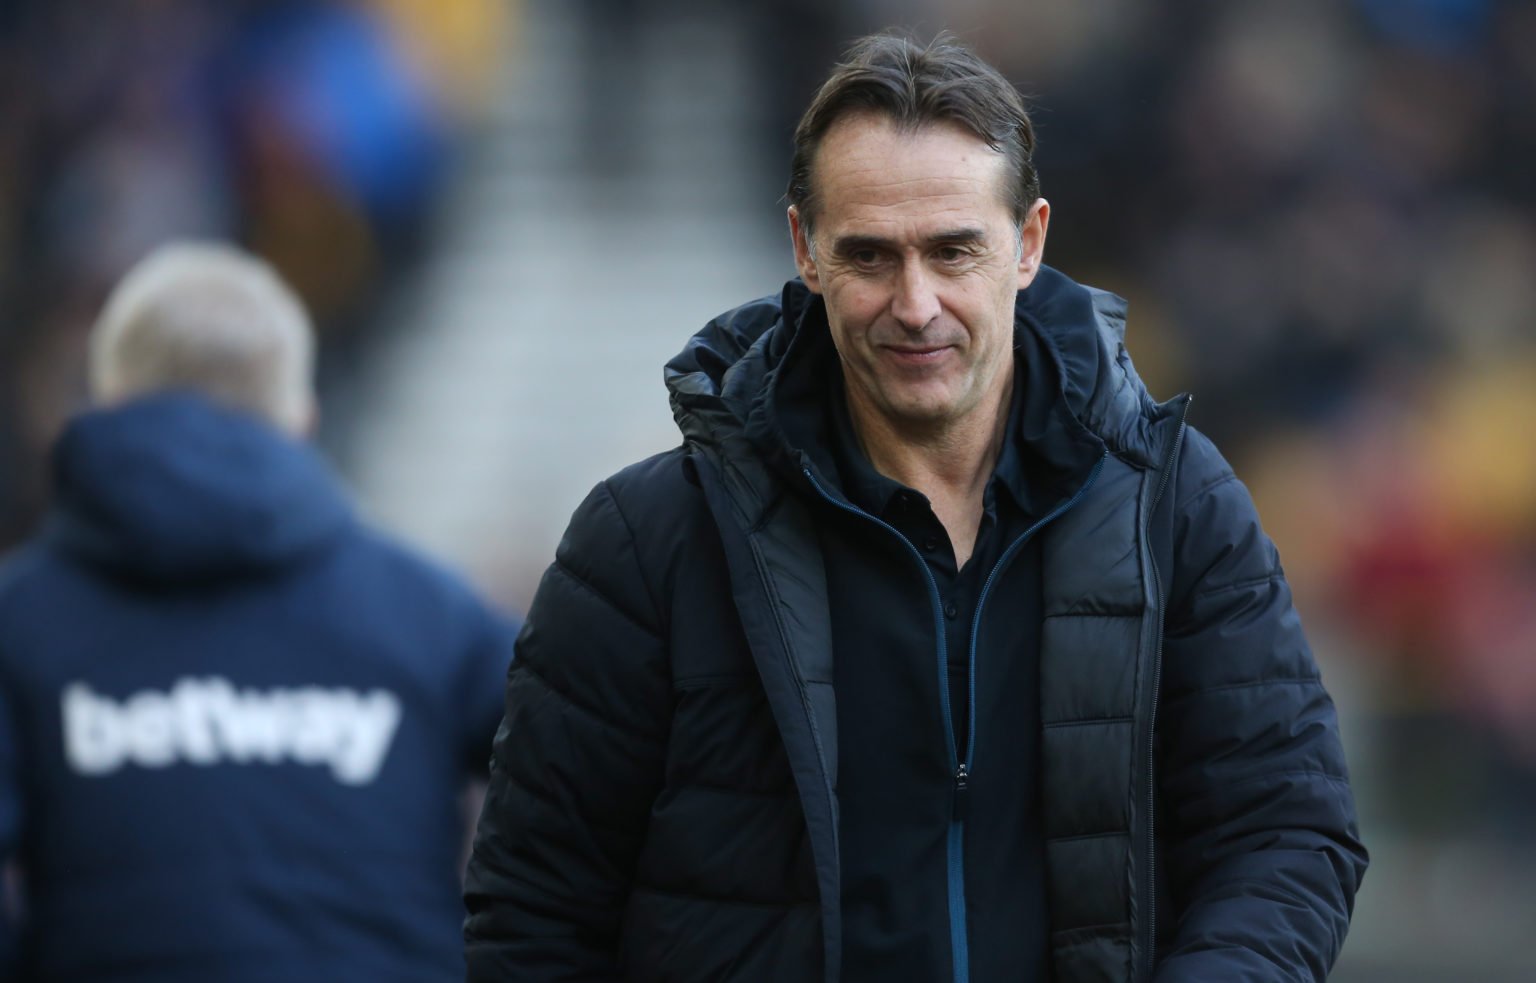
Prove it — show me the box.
[596,479,667,633]
[741,533,840,882]
[516,658,665,748]
[467,865,628,927]
[1186,572,1280,601]
[1041,607,1143,620]
[1048,830,1129,843]
[1165,879,1334,973]
[497,770,648,840]
[746,489,787,535]
[1155,941,1299,977]
[1180,769,1352,794]
[1052,920,1131,936]
[1107,446,1151,473]
[1044,714,1133,729]
[746,536,833,781]
[1162,676,1322,705]
[1174,471,1238,514]
[550,557,664,644]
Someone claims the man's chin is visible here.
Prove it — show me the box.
[879,392,965,428]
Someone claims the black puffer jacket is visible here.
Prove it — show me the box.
[464,267,1367,982]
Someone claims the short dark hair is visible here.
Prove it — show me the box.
[787,32,1040,234]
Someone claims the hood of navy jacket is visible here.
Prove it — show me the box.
[664,265,1171,517]
[45,392,353,583]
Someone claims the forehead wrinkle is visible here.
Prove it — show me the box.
[823,177,1002,219]
[820,191,1005,245]
[805,117,1017,259]
[824,164,999,198]
[815,118,1008,192]
[816,170,1011,238]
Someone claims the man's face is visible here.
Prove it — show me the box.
[790,114,1048,437]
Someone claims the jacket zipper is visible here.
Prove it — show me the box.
[1139,395,1191,980]
[801,468,964,981]
[807,449,1106,983]
[964,451,1107,776]
[950,449,1107,983]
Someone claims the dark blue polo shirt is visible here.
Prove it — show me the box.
[821,365,1054,983]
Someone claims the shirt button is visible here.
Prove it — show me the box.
[923,536,939,552]
[944,601,958,620]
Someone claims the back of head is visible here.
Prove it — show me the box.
[787,32,1040,234]
[89,242,316,435]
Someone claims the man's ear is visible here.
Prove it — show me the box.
[1016,198,1050,290]
[788,206,823,294]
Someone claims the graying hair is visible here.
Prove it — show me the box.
[89,242,315,433]
[789,32,1039,236]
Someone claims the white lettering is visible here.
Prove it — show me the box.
[63,684,124,775]
[171,678,219,764]
[214,686,288,765]
[59,678,402,785]
[289,687,339,766]
[124,691,176,767]
[333,690,401,786]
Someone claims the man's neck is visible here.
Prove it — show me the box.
[847,370,1013,567]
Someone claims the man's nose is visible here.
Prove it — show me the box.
[890,262,941,330]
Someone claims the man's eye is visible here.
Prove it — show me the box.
[850,249,881,267]
[936,246,968,263]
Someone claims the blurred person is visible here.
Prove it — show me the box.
[0,242,516,981]
[464,32,1366,983]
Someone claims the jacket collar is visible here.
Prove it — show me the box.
[665,266,1174,522]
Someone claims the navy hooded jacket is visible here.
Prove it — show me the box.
[0,393,516,982]
[464,269,1367,981]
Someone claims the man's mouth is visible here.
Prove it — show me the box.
[884,345,952,365]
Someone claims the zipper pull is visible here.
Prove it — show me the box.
[953,763,970,822]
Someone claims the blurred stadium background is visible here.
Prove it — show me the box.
[1,1,1532,979]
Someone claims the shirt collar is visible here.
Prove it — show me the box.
[826,363,1030,522]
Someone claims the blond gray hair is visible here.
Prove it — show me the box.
[89,242,315,433]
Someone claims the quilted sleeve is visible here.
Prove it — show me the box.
[1151,429,1368,982]
[463,479,672,981]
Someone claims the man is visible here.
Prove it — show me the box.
[465,33,1367,982]
[0,243,516,981]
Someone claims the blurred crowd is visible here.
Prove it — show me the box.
[702,0,1536,849]
[0,0,507,546]
[883,0,1536,837]
[1,0,1533,922]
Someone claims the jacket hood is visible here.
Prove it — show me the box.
[46,392,353,582]
[665,266,1172,513]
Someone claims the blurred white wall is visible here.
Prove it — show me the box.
[346,1,792,604]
